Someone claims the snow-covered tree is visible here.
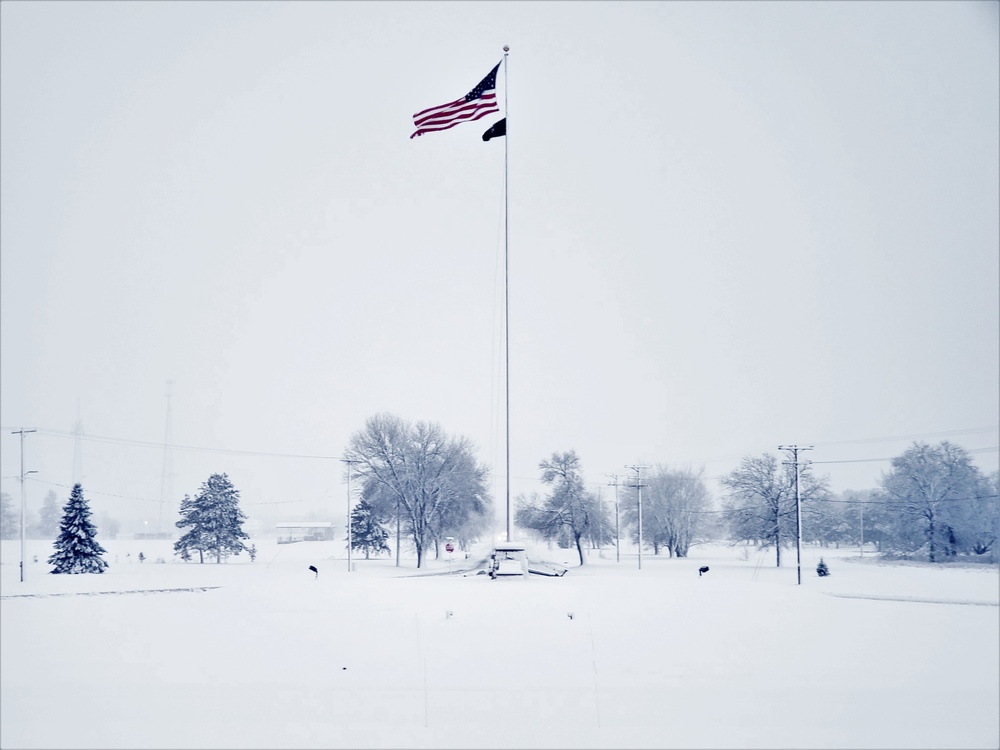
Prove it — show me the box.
[880,441,991,562]
[47,484,108,574]
[964,471,999,560]
[173,494,205,562]
[721,453,829,567]
[621,465,711,558]
[516,451,596,566]
[348,496,391,559]
[174,473,249,563]
[0,491,18,540]
[344,414,492,568]
[34,490,61,539]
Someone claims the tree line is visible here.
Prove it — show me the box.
[3,420,995,571]
[513,451,713,565]
[719,440,998,565]
[0,412,498,573]
[512,440,997,567]
[0,488,119,541]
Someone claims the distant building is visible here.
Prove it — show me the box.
[276,521,335,544]
[133,531,171,541]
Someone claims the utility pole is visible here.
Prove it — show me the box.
[395,497,401,568]
[606,474,621,563]
[596,485,603,553]
[626,464,649,570]
[779,445,813,585]
[158,380,174,536]
[12,428,36,583]
[340,459,360,573]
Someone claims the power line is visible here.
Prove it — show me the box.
[813,446,998,465]
[809,426,998,448]
[630,426,999,471]
[22,428,341,460]
[8,425,996,468]
[21,476,304,506]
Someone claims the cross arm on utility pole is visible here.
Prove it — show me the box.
[625,464,650,570]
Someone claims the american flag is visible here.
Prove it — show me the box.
[410,62,501,139]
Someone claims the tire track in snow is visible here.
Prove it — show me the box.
[825,592,998,606]
[1,586,221,599]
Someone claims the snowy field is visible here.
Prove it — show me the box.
[1,538,997,750]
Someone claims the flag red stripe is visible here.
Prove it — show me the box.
[413,93,497,127]
[409,62,501,140]
[411,96,498,138]
[413,96,467,120]
[414,103,498,132]
[410,106,498,138]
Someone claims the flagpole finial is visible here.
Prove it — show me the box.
[503,45,509,52]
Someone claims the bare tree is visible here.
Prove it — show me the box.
[880,441,988,562]
[515,450,595,565]
[344,413,491,568]
[964,471,1000,560]
[622,465,710,558]
[721,453,828,567]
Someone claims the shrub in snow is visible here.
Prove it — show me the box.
[816,558,830,577]
[47,483,108,574]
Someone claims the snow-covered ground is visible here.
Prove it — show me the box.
[2,538,997,749]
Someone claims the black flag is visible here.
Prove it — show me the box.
[482,118,506,141]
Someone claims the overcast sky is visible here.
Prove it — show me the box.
[2,0,997,533]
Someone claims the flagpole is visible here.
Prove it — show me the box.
[503,45,510,543]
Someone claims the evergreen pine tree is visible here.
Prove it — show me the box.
[174,493,206,563]
[47,483,108,574]
[36,490,62,539]
[0,491,18,540]
[816,558,830,577]
[174,473,249,563]
[348,496,391,559]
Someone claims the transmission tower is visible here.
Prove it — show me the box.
[72,403,85,486]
